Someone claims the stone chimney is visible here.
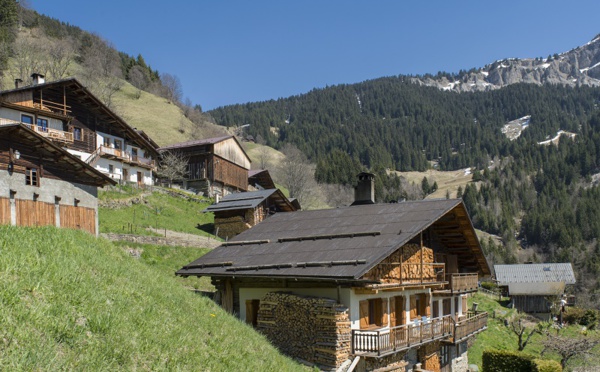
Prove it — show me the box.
[14,78,23,89]
[31,73,45,85]
[351,172,375,206]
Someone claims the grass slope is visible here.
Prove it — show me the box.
[468,293,600,370]
[0,226,305,371]
[389,168,474,199]
[99,186,216,238]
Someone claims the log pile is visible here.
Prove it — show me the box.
[256,292,351,370]
[362,244,436,284]
[214,215,252,239]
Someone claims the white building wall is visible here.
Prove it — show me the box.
[0,108,62,130]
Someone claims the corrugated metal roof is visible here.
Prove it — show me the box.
[204,189,279,212]
[158,135,233,150]
[494,263,576,285]
[178,199,489,280]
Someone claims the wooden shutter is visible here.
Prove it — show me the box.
[245,299,260,327]
[380,298,388,327]
[410,295,418,320]
[462,296,468,314]
[397,296,406,325]
[390,298,396,326]
[422,293,431,317]
[359,300,369,329]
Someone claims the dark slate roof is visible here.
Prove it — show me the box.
[205,189,280,212]
[494,263,576,285]
[178,199,489,281]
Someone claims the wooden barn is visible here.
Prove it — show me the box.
[0,123,115,235]
[159,135,251,197]
[205,189,297,239]
[0,74,159,186]
[494,263,576,318]
[178,174,490,372]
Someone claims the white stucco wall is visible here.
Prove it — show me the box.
[0,107,63,130]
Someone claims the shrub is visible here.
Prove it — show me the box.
[482,349,533,372]
[480,281,498,291]
[580,309,599,330]
[532,359,562,372]
[563,307,599,329]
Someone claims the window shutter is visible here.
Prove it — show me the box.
[380,298,388,327]
[397,296,406,325]
[410,295,418,320]
[423,293,431,317]
[390,297,396,326]
[359,300,369,329]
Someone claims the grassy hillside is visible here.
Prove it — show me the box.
[467,293,600,370]
[389,168,474,200]
[0,225,306,371]
[98,185,216,238]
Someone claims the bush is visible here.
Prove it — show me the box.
[580,309,599,330]
[480,281,498,291]
[563,307,599,329]
[532,359,562,372]
[482,350,533,372]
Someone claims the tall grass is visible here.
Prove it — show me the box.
[0,226,305,371]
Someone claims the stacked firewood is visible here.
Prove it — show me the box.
[362,243,435,283]
[256,292,351,370]
[214,216,251,238]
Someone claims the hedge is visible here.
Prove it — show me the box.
[482,350,562,372]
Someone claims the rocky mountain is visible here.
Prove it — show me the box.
[413,34,600,92]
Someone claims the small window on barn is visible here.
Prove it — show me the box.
[21,114,33,125]
[25,168,39,186]
[73,127,83,141]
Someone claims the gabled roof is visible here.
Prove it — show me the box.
[204,189,295,213]
[159,135,252,166]
[0,123,115,187]
[248,169,276,190]
[495,263,576,285]
[0,78,159,157]
[178,199,490,281]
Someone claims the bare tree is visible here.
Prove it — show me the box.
[127,65,149,99]
[507,313,550,351]
[321,183,353,207]
[275,143,321,208]
[541,336,600,369]
[160,72,182,104]
[157,151,189,187]
[46,37,75,80]
[11,35,45,79]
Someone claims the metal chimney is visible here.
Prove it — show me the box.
[14,78,23,89]
[31,73,45,85]
[351,172,375,206]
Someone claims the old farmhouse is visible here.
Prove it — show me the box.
[178,176,491,371]
[205,188,298,239]
[158,135,251,197]
[495,263,576,319]
[0,74,159,186]
[0,123,115,235]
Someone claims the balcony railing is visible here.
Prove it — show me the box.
[365,262,446,289]
[98,146,156,169]
[445,273,479,293]
[351,313,488,357]
[0,119,74,143]
[451,312,488,343]
[352,315,453,357]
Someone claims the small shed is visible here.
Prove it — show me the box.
[205,189,296,239]
[495,263,576,316]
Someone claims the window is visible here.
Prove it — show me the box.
[108,164,114,174]
[73,127,82,141]
[36,118,48,132]
[21,114,33,125]
[26,168,39,186]
[114,139,122,150]
[410,293,430,320]
[440,345,450,367]
[104,137,111,146]
[359,298,387,329]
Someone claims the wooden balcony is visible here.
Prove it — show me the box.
[448,312,488,344]
[351,312,488,357]
[4,121,74,143]
[364,262,446,290]
[352,315,453,357]
[99,146,156,170]
[442,273,479,293]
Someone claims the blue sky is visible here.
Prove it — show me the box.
[29,0,600,110]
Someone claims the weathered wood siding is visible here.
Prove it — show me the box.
[2,90,33,106]
[16,200,55,227]
[214,138,251,169]
[60,205,96,235]
[0,197,10,225]
[211,155,248,190]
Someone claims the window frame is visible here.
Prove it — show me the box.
[36,118,48,132]
[21,114,33,125]
[73,127,83,141]
[25,167,39,187]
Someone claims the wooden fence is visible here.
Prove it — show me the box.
[0,197,10,225]
[17,200,55,227]
[60,205,96,235]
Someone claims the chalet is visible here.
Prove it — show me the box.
[159,135,251,197]
[0,123,115,235]
[0,74,159,186]
[178,174,491,372]
[495,263,576,318]
[205,188,298,239]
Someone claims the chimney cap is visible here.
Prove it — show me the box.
[31,73,45,79]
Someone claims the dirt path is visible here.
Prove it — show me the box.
[102,229,222,249]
